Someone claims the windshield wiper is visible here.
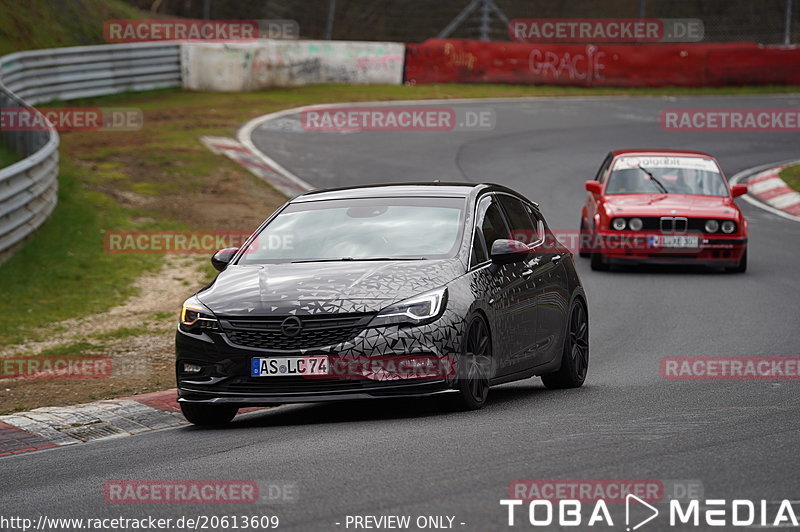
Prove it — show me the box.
[291,257,426,263]
[357,257,427,261]
[638,165,669,194]
[291,258,356,263]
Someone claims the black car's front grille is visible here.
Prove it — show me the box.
[219,314,374,350]
[224,376,366,394]
[196,375,446,396]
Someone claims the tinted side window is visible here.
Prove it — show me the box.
[470,229,488,267]
[498,195,535,243]
[480,199,511,253]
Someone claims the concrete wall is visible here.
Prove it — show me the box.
[182,40,405,91]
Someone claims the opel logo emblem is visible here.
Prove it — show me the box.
[280,316,303,337]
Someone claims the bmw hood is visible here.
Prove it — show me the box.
[604,194,738,218]
[197,259,463,317]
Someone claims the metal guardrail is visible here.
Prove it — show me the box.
[0,42,182,261]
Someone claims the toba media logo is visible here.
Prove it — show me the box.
[501,480,798,529]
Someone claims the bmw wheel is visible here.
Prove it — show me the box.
[725,249,747,273]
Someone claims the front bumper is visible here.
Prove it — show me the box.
[176,320,461,406]
[592,232,746,266]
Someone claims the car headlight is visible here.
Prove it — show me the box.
[705,219,720,233]
[369,287,448,327]
[612,218,626,230]
[180,296,219,331]
[628,217,643,231]
[721,220,736,234]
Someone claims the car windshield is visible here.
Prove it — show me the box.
[237,196,466,263]
[606,156,728,197]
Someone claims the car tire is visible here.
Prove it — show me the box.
[180,403,238,426]
[542,300,589,389]
[590,249,609,271]
[453,314,492,411]
[725,249,747,273]
[578,220,590,258]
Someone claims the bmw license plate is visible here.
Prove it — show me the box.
[648,235,699,248]
[251,356,329,377]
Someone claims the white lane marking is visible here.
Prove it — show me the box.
[237,111,314,194]
[200,135,309,196]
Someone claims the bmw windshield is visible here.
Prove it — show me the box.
[606,156,729,197]
[237,196,467,264]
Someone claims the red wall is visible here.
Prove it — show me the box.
[404,40,800,87]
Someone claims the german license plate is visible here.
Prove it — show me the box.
[648,235,699,248]
[250,356,329,377]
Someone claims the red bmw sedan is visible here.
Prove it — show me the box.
[580,150,748,272]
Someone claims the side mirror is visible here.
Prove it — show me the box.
[731,184,747,198]
[490,239,530,265]
[211,247,239,272]
[585,181,602,195]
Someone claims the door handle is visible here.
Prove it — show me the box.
[551,255,562,264]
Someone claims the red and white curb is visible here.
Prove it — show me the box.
[0,390,185,457]
[745,165,800,215]
[200,135,311,197]
[731,160,800,222]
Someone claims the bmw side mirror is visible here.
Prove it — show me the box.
[490,239,530,265]
[585,181,602,195]
[211,247,239,272]
[731,184,747,198]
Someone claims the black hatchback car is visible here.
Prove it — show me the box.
[176,183,588,425]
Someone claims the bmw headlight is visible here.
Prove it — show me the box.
[180,296,219,332]
[612,218,626,230]
[628,217,643,231]
[369,287,448,327]
[721,220,736,234]
[705,220,720,233]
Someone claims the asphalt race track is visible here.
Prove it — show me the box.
[3,95,800,531]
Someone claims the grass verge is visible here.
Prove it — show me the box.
[0,0,147,56]
[0,143,19,167]
[779,163,800,193]
[0,161,172,346]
